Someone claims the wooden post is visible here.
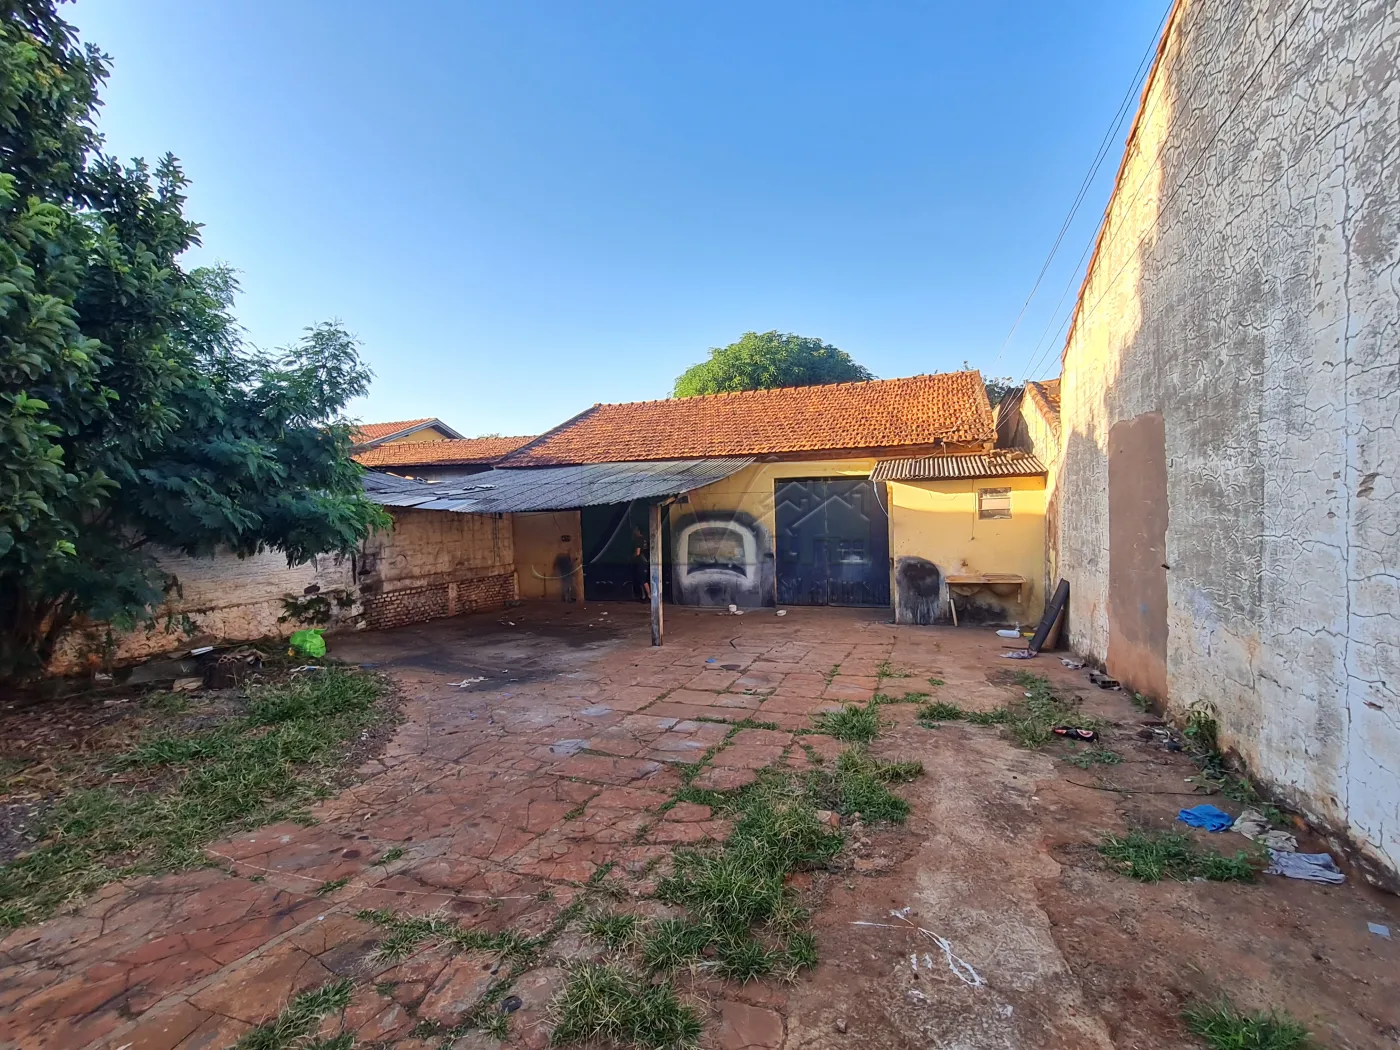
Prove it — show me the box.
[649,501,664,646]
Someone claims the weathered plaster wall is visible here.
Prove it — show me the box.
[1019,394,1063,600]
[888,477,1047,626]
[50,548,358,674]
[514,511,584,601]
[1057,0,1399,879]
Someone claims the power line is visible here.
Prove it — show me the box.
[1059,0,1316,356]
[986,1,1173,375]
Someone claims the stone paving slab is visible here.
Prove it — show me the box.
[0,604,898,1050]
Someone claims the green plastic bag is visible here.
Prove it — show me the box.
[288,628,326,658]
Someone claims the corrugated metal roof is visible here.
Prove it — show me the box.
[871,451,1047,482]
[363,458,755,513]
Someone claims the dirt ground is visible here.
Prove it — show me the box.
[1,604,1396,1050]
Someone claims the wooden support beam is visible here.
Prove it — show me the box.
[649,502,664,646]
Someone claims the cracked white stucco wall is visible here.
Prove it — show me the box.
[1057,0,1399,879]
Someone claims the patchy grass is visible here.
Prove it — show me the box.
[966,708,1013,725]
[357,908,538,962]
[0,666,387,929]
[927,677,945,687]
[813,702,880,743]
[918,700,967,722]
[1099,830,1259,883]
[873,691,928,705]
[233,977,353,1050]
[551,963,702,1050]
[1065,746,1122,769]
[374,846,406,865]
[585,912,642,951]
[314,876,350,896]
[804,749,920,824]
[875,661,910,680]
[715,933,777,982]
[1182,999,1314,1050]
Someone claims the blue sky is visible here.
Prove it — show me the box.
[71,0,1166,436]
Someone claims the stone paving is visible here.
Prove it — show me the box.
[0,604,923,1050]
[7,603,1399,1050]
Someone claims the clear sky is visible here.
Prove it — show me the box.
[70,0,1167,436]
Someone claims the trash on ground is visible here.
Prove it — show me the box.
[1177,804,1235,832]
[498,619,516,626]
[449,677,487,688]
[776,609,787,616]
[1232,809,1298,851]
[850,909,985,988]
[728,604,738,613]
[1087,671,1121,690]
[996,629,1021,638]
[188,645,215,656]
[288,628,326,658]
[289,664,326,674]
[1052,725,1099,742]
[501,995,523,1014]
[1060,658,1085,669]
[172,677,203,693]
[1266,850,1345,884]
[1367,922,1391,938]
[1000,649,1036,659]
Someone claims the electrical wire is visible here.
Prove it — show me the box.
[987,1,1173,375]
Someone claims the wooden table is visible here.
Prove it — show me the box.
[945,572,1028,606]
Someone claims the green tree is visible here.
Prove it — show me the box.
[0,1,387,678]
[673,331,874,397]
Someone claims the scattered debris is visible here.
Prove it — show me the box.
[288,628,326,658]
[188,645,216,656]
[1052,726,1099,742]
[501,994,524,1013]
[289,664,326,674]
[1060,658,1085,669]
[1368,922,1390,938]
[776,609,787,616]
[834,1018,848,1034]
[1087,671,1121,690]
[996,629,1021,638]
[1232,809,1298,851]
[851,910,985,988]
[1265,850,1345,884]
[1000,649,1036,660]
[1178,804,1235,832]
[449,677,487,688]
[172,677,203,693]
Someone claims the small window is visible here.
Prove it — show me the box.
[977,487,1012,519]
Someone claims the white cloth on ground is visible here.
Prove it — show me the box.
[1265,850,1344,884]
[1231,808,1298,851]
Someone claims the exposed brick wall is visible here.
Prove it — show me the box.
[357,508,516,630]
[360,572,516,630]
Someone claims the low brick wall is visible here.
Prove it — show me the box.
[360,572,516,630]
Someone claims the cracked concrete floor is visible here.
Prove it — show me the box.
[1,603,1397,1050]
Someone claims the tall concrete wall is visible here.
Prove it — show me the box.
[1057,0,1399,881]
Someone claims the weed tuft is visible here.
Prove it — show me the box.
[585,912,642,951]
[715,934,776,982]
[1182,998,1314,1050]
[875,661,910,679]
[359,909,537,962]
[1065,746,1122,769]
[551,962,702,1050]
[918,701,966,722]
[813,703,880,743]
[233,977,353,1050]
[1099,830,1258,883]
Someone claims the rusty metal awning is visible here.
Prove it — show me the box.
[363,457,754,513]
[870,450,1047,482]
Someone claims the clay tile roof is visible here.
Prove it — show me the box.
[499,371,994,467]
[351,418,437,444]
[354,436,536,468]
[1025,379,1061,433]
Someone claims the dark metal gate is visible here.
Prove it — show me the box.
[774,478,890,607]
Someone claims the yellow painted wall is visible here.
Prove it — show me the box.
[381,425,452,445]
[888,476,1046,625]
[513,511,583,600]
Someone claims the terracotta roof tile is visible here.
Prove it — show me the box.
[354,435,536,468]
[352,418,437,444]
[500,371,994,466]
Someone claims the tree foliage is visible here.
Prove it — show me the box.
[673,331,874,397]
[0,1,387,678]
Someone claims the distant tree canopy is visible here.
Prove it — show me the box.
[0,2,387,678]
[673,331,874,397]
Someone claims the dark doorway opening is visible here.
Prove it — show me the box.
[581,502,669,602]
[774,478,890,607]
